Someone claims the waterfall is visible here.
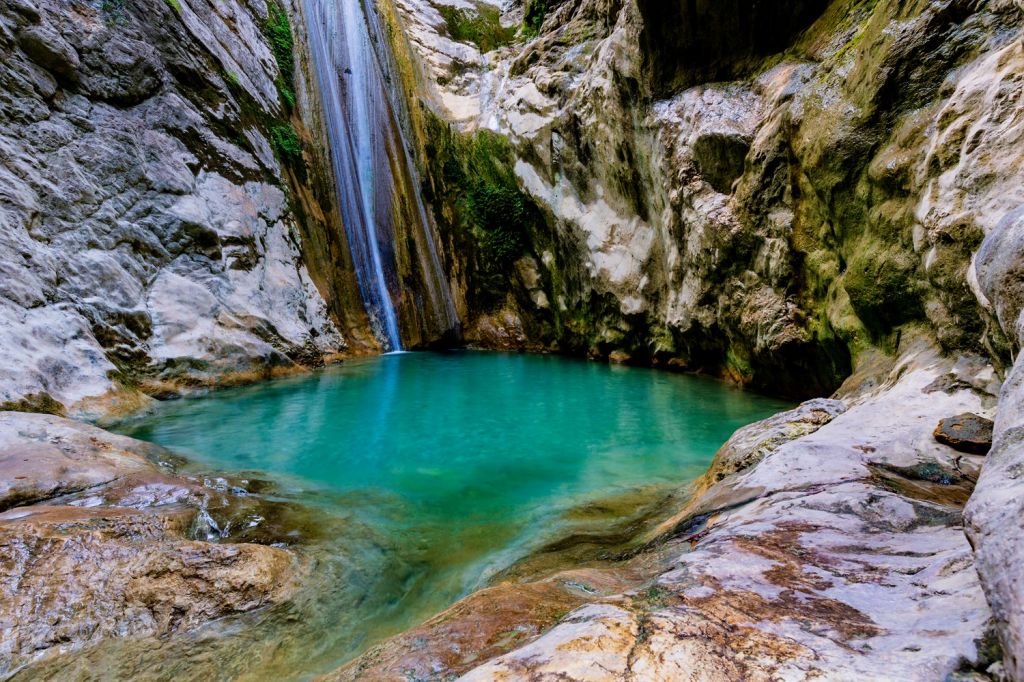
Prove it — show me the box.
[302,0,458,351]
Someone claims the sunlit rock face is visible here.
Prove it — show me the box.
[0,0,354,417]
[389,0,1022,400]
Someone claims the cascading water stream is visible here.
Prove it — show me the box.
[303,0,458,351]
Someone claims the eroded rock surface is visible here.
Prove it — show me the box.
[389,0,1024,401]
[0,0,351,418]
[936,413,995,454]
[966,204,1024,681]
[375,3,1024,674]
[0,412,300,677]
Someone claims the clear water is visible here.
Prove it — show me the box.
[108,352,790,678]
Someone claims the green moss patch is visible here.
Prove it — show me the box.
[270,124,302,159]
[264,1,295,111]
[422,114,542,310]
[0,392,66,417]
[439,3,516,53]
[842,243,922,336]
[523,0,547,37]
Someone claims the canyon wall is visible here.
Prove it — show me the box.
[0,0,388,419]
[371,0,1024,676]
[0,0,1023,677]
[390,0,1023,400]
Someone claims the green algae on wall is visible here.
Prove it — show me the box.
[421,113,544,311]
[265,0,297,109]
[438,2,516,53]
[0,392,66,416]
[523,0,547,37]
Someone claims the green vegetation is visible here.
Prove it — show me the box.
[423,114,540,309]
[842,243,921,337]
[438,3,516,53]
[0,392,65,416]
[164,0,181,13]
[265,1,295,111]
[101,0,127,19]
[467,183,528,263]
[523,0,547,37]
[270,124,302,160]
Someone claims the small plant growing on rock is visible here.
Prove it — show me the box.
[101,0,128,21]
[164,0,182,14]
[270,124,302,160]
[422,116,541,310]
[523,0,547,37]
[439,3,516,53]
[468,183,527,264]
[265,1,296,111]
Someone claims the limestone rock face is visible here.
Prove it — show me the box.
[391,0,1024,399]
[965,205,1024,681]
[0,0,348,417]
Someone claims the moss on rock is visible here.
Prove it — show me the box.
[0,392,66,416]
[422,113,543,311]
[842,243,922,336]
[439,2,516,53]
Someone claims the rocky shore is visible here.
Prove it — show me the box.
[1,333,1005,680]
[330,336,1002,680]
[0,412,303,677]
[0,0,1022,678]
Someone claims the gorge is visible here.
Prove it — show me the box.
[0,0,1022,679]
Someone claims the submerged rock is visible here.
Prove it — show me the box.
[935,413,995,455]
[0,504,295,678]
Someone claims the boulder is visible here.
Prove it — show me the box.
[934,413,994,455]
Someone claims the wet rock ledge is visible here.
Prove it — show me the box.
[0,411,301,678]
[332,339,1001,681]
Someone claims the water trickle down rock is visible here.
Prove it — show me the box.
[300,0,460,352]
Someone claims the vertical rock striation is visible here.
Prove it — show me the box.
[0,0,377,418]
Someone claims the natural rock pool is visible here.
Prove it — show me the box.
[107,351,790,678]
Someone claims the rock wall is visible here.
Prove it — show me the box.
[382,0,1024,674]
[0,0,382,419]
[391,0,1023,400]
[0,0,1023,676]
